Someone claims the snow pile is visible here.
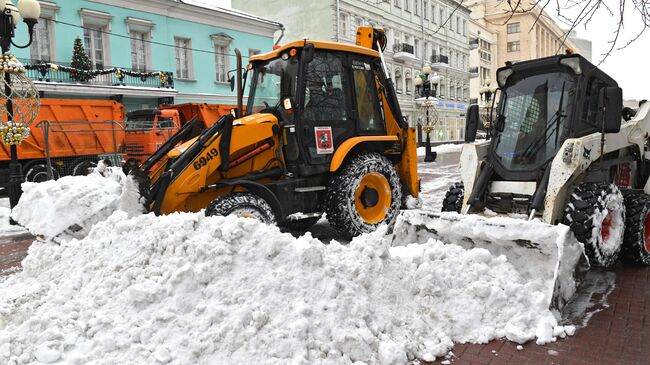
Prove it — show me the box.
[0,207,25,235]
[417,143,463,156]
[0,211,574,364]
[10,166,144,240]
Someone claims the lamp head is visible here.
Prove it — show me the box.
[422,65,431,75]
[18,0,40,21]
[414,76,423,87]
[5,1,20,27]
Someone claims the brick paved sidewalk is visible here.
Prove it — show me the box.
[422,264,650,365]
[0,232,33,274]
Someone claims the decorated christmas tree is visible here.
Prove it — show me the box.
[70,37,92,82]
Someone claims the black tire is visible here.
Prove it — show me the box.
[325,152,402,238]
[562,183,625,267]
[71,158,98,176]
[621,193,650,265]
[281,217,321,231]
[25,163,59,183]
[441,182,464,213]
[205,192,276,224]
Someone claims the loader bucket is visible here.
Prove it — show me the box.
[392,211,590,311]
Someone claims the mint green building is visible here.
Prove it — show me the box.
[12,0,282,110]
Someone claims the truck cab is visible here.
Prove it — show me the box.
[125,108,181,163]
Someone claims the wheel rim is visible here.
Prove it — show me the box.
[601,211,613,241]
[354,172,391,224]
[643,211,650,253]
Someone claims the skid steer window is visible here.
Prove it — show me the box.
[493,72,576,172]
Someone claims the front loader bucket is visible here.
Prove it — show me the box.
[392,211,590,311]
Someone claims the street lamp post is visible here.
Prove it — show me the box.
[479,79,497,140]
[415,65,441,162]
[0,0,40,224]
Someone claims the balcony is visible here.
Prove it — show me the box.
[392,43,417,63]
[469,38,479,50]
[21,59,176,98]
[469,66,479,78]
[430,54,449,71]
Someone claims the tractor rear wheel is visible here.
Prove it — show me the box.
[441,182,464,213]
[205,192,276,224]
[562,183,625,267]
[325,152,401,238]
[621,193,650,265]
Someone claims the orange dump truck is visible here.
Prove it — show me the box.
[124,103,236,163]
[0,98,125,187]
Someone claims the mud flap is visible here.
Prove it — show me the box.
[392,211,590,311]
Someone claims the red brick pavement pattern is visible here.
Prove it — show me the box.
[422,264,650,365]
[0,233,33,274]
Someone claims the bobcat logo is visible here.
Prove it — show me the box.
[583,147,592,159]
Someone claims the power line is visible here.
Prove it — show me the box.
[52,19,251,59]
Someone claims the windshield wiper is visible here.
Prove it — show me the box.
[519,81,567,160]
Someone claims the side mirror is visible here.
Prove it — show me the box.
[598,86,623,133]
[302,43,315,63]
[229,75,235,92]
[465,104,479,142]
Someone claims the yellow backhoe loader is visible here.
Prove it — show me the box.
[129,27,419,237]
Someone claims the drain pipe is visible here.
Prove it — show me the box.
[336,0,340,42]
[274,24,285,46]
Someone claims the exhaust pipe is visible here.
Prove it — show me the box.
[235,48,243,118]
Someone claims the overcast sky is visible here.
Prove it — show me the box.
[199,0,647,101]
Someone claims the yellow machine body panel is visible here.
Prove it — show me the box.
[329,136,398,172]
[158,115,281,214]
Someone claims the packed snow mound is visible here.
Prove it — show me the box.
[417,143,463,156]
[1,211,573,364]
[10,167,144,240]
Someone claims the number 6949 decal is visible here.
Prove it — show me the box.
[193,148,218,170]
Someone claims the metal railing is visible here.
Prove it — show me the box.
[22,59,175,89]
[393,43,415,54]
[431,54,449,64]
[469,66,479,73]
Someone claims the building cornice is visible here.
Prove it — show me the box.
[89,0,282,37]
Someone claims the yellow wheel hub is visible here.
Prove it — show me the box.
[354,172,391,224]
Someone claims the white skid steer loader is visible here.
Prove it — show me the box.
[395,53,650,311]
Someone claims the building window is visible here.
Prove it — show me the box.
[507,22,521,34]
[130,31,148,72]
[462,20,467,36]
[405,69,412,94]
[405,0,410,12]
[414,38,420,58]
[84,26,106,69]
[174,37,192,79]
[339,13,349,38]
[30,17,54,62]
[212,33,233,83]
[80,9,112,69]
[507,41,520,52]
[423,1,428,19]
[355,17,363,32]
[126,17,154,73]
[431,4,437,23]
[414,0,419,15]
[394,0,401,8]
[439,8,445,26]
[394,67,402,93]
[456,16,461,33]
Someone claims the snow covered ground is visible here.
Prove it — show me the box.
[0,149,580,365]
[416,143,463,157]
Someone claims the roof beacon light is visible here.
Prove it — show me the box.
[496,67,513,88]
[560,57,582,75]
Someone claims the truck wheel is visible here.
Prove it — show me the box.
[562,183,625,267]
[621,193,650,265]
[205,192,276,224]
[325,152,401,238]
[72,159,98,176]
[25,163,59,183]
[441,182,464,213]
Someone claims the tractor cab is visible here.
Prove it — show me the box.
[486,54,621,181]
[246,38,398,177]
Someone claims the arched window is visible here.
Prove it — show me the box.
[394,67,402,93]
[405,69,412,94]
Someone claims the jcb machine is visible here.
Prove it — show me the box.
[131,28,419,237]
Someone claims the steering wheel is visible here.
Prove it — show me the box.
[263,101,270,108]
